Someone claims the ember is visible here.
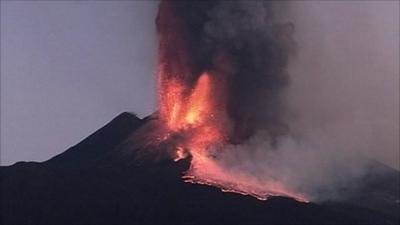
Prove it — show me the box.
[154,0,307,202]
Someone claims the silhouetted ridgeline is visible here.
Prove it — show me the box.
[1,112,398,225]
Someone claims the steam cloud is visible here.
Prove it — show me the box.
[155,0,399,201]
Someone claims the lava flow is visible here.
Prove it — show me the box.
[154,0,308,202]
[158,71,308,202]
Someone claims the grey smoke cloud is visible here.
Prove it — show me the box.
[287,1,399,169]
[146,0,399,202]
[204,0,399,200]
[1,0,398,182]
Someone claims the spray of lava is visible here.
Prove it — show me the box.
[159,71,225,159]
[155,0,308,202]
[158,70,307,202]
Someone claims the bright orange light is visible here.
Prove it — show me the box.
[159,72,223,159]
[184,74,211,125]
[158,70,308,202]
[160,72,215,131]
[160,78,184,130]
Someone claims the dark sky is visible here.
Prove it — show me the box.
[1,1,398,168]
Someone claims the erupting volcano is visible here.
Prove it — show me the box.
[2,1,398,224]
[157,70,307,201]
[152,0,306,201]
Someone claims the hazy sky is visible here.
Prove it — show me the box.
[1,1,398,168]
[1,1,159,165]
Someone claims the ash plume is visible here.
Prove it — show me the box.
[153,0,399,202]
[156,0,295,143]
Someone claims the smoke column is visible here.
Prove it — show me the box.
[156,1,295,143]
[153,0,398,201]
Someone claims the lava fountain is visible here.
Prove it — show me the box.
[158,70,307,202]
[154,0,308,202]
[159,71,226,159]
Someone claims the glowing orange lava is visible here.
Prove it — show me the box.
[160,78,184,130]
[184,74,211,125]
[161,73,216,130]
[158,71,308,202]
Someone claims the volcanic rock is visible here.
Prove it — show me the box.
[1,112,399,225]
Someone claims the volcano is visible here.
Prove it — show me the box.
[1,112,399,225]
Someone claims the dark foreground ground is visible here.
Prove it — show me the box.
[1,112,399,225]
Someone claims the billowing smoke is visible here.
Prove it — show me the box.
[156,1,295,143]
[153,0,399,202]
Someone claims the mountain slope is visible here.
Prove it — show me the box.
[1,112,399,225]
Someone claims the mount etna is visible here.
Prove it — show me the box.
[1,112,398,225]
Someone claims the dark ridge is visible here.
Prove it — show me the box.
[0,112,399,225]
[44,112,143,170]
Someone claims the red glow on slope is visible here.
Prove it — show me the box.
[158,71,308,202]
